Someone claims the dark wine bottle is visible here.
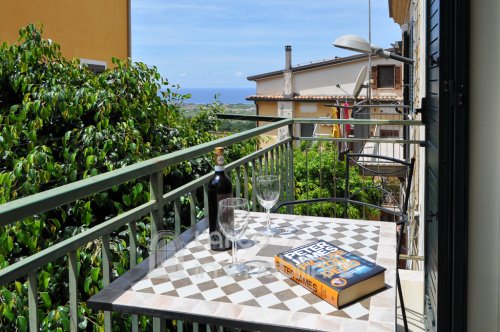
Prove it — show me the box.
[208,147,232,251]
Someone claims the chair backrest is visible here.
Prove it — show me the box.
[274,151,414,260]
[274,152,415,222]
[343,152,415,222]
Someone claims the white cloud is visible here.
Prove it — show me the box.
[235,71,244,77]
[179,72,187,77]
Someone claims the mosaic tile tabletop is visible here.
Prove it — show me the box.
[89,212,397,331]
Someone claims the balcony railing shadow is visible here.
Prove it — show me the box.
[0,116,424,331]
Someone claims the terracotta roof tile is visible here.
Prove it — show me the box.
[246,95,402,102]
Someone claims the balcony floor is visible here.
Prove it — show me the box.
[397,270,425,332]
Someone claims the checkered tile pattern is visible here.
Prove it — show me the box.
[131,215,381,320]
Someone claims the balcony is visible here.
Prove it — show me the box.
[0,117,424,331]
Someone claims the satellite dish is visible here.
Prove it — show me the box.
[352,65,367,98]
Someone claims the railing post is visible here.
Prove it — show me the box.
[129,222,138,267]
[174,199,181,236]
[287,124,294,214]
[278,145,285,202]
[28,272,39,331]
[235,167,242,198]
[173,198,183,332]
[150,171,165,236]
[189,191,197,227]
[203,184,210,219]
[102,235,112,331]
[68,250,78,332]
[243,164,250,202]
[344,154,350,219]
[258,155,264,177]
[149,171,166,332]
[264,152,269,175]
[129,221,139,332]
[270,149,275,175]
[251,160,257,211]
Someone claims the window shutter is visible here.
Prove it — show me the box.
[371,66,378,89]
[395,65,402,89]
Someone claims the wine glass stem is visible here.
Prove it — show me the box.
[266,209,271,231]
[232,240,237,265]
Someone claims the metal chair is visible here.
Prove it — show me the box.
[274,151,415,332]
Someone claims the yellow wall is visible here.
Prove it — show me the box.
[296,102,334,136]
[256,101,279,147]
[0,0,130,65]
[257,101,278,118]
[256,101,347,144]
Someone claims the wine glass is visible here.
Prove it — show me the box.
[255,175,289,235]
[218,198,250,275]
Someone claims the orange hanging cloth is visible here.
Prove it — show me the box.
[331,107,341,138]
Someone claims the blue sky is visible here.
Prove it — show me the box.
[131,0,401,88]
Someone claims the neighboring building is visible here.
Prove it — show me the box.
[246,46,404,145]
[0,0,131,71]
[389,0,427,272]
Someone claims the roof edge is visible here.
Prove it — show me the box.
[246,94,403,102]
[247,51,397,81]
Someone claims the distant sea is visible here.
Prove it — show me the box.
[178,87,255,105]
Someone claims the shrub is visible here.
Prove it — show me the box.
[292,142,381,219]
[0,24,253,331]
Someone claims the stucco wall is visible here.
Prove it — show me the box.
[253,56,403,100]
[469,0,500,330]
[406,0,427,267]
[0,0,130,65]
[256,77,283,95]
[411,0,426,110]
[296,103,335,136]
[293,57,402,100]
[256,101,279,147]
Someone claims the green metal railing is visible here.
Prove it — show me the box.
[0,116,423,331]
[0,119,293,332]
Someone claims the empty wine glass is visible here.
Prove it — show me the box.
[218,198,250,275]
[254,175,286,235]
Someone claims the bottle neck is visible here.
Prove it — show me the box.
[215,165,225,172]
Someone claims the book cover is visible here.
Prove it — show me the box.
[274,239,386,308]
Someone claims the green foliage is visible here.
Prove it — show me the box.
[292,142,381,219]
[0,24,254,331]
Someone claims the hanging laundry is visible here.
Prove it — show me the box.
[342,101,351,136]
[331,107,341,138]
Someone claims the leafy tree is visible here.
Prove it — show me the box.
[0,24,254,331]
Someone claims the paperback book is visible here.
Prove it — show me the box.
[274,239,386,308]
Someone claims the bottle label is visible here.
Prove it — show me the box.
[214,147,225,167]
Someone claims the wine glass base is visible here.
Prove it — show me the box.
[256,226,298,236]
[223,263,249,276]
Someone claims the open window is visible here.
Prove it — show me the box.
[371,65,402,89]
[80,59,107,74]
[300,123,314,137]
[380,129,401,138]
